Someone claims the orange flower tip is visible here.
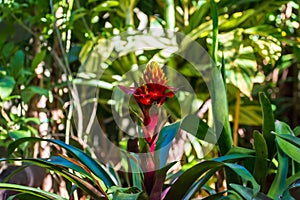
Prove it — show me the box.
[144,61,168,85]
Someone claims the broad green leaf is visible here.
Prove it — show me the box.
[215,29,257,97]
[267,145,289,199]
[9,50,24,78]
[259,92,276,159]
[164,161,223,200]
[273,121,300,163]
[225,163,260,195]
[8,130,31,139]
[230,184,272,200]
[180,114,217,144]
[31,50,46,70]
[183,168,218,200]
[155,122,180,168]
[211,67,233,155]
[0,183,66,200]
[275,120,295,136]
[8,137,117,187]
[273,133,300,149]
[276,137,300,163]
[164,160,259,200]
[253,130,268,189]
[0,76,15,99]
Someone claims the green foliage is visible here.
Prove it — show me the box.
[0,0,299,199]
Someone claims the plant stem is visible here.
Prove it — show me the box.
[164,0,175,31]
[233,90,241,146]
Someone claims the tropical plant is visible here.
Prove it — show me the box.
[0,0,299,199]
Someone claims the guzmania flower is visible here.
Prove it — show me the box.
[119,61,177,151]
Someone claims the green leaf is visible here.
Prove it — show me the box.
[267,144,289,199]
[31,50,46,70]
[9,50,24,77]
[216,29,257,97]
[253,130,268,189]
[225,163,260,195]
[8,137,117,187]
[275,136,300,163]
[108,187,147,200]
[180,114,217,144]
[127,153,143,191]
[164,161,223,200]
[47,156,93,180]
[92,1,119,12]
[8,130,31,140]
[293,126,300,136]
[183,168,219,200]
[10,193,50,200]
[0,76,15,99]
[155,122,180,168]
[164,159,259,200]
[0,183,66,200]
[226,146,256,155]
[21,86,51,104]
[285,171,300,191]
[0,158,107,199]
[275,120,295,136]
[230,184,272,200]
[259,92,275,159]
[210,0,218,64]
[273,121,300,163]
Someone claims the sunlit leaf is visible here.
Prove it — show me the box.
[0,76,15,99]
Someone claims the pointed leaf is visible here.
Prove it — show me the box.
[8,137,117,187]
[180,114,217,144]
[230,184,272,200]
[259,92,275,159]
[267,145,289,199]
[0,158,107,199]
[155,122,180,168]
[253,130,268,188]
[0,183,66,200]
[0,76,15,99]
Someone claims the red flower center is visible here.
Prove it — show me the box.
[133,83,175,106]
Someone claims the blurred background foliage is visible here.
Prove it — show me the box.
[0,0,299,199]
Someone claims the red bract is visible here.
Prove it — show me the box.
[119,61,176,108]
[119,61,177,152]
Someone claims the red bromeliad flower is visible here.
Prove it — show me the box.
[119,61,177,151]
